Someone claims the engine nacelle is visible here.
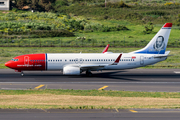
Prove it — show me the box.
[63,66,80,75]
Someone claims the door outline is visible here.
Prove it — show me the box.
[24,56,29,66]
[140,56,144,65]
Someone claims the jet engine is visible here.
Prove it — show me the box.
[63,66,80,75]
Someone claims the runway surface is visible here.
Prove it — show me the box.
[0,69,180,92]
[1,109,180,120]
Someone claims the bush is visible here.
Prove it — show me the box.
[7,30,75,38]
[143,22,154,34]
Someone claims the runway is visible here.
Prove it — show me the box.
[1,109,180,120]
[0,69,180,92]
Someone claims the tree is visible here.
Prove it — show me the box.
[16,0,26,9]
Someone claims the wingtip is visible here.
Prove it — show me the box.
[102,44,110,53]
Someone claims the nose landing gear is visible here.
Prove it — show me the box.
[21,72,24,76]
[15,70,24,76]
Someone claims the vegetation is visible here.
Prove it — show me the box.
[0,89,180,109]
[0,11,128,38]
[1,89,180,98]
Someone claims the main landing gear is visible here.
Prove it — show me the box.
[86,70,92,77]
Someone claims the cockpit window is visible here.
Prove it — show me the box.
[11,59,19,61]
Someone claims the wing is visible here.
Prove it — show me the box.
[65,54,122,71]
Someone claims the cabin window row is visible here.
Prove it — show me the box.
[120,59,135,61]
[30,60,45,62]
[70,59,115,62]
[47,59,135,62]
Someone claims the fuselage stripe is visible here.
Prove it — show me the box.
[45,53,47,70]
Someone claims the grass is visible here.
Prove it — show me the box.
[0,47,180,69]
[1,89,180,98]
[0,89,180,109]
[1,22,180,47]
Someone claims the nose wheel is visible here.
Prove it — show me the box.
[21,72,24,76]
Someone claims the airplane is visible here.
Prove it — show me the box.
[5,23,172,76]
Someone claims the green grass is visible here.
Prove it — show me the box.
[1,89,180,98]
[1,22,180,47]
[0,89,180,109]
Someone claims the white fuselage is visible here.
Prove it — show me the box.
[46,53,166,71]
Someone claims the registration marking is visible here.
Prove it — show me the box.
[34,85,45,89]
[98,86,108,90]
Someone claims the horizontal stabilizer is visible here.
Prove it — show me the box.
[153,51,171,58]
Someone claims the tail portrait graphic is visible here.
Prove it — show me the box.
[153,36,165,51]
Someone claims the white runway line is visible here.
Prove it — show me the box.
[174,71,180,74]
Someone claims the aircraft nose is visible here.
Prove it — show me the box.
[5,61,12,68]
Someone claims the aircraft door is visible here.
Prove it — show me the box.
[140,56,144,65]
[24,56,29,66]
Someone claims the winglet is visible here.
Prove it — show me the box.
[102,44,109,53]
[111,54,122,65]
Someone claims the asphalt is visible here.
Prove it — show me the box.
[1,69,180,119]
[0,109,180,120]
[0,69,180,92]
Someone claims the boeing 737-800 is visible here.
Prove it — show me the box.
[5,23,172,76]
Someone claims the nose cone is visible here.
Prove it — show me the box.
[5,61,12,68]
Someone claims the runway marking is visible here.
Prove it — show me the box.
[98,86,108,90]
[115,108,119,112]
[174,71,180,74]
[34,85,44,89]
[130,110,138,113]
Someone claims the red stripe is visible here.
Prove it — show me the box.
[163,23,172,28]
